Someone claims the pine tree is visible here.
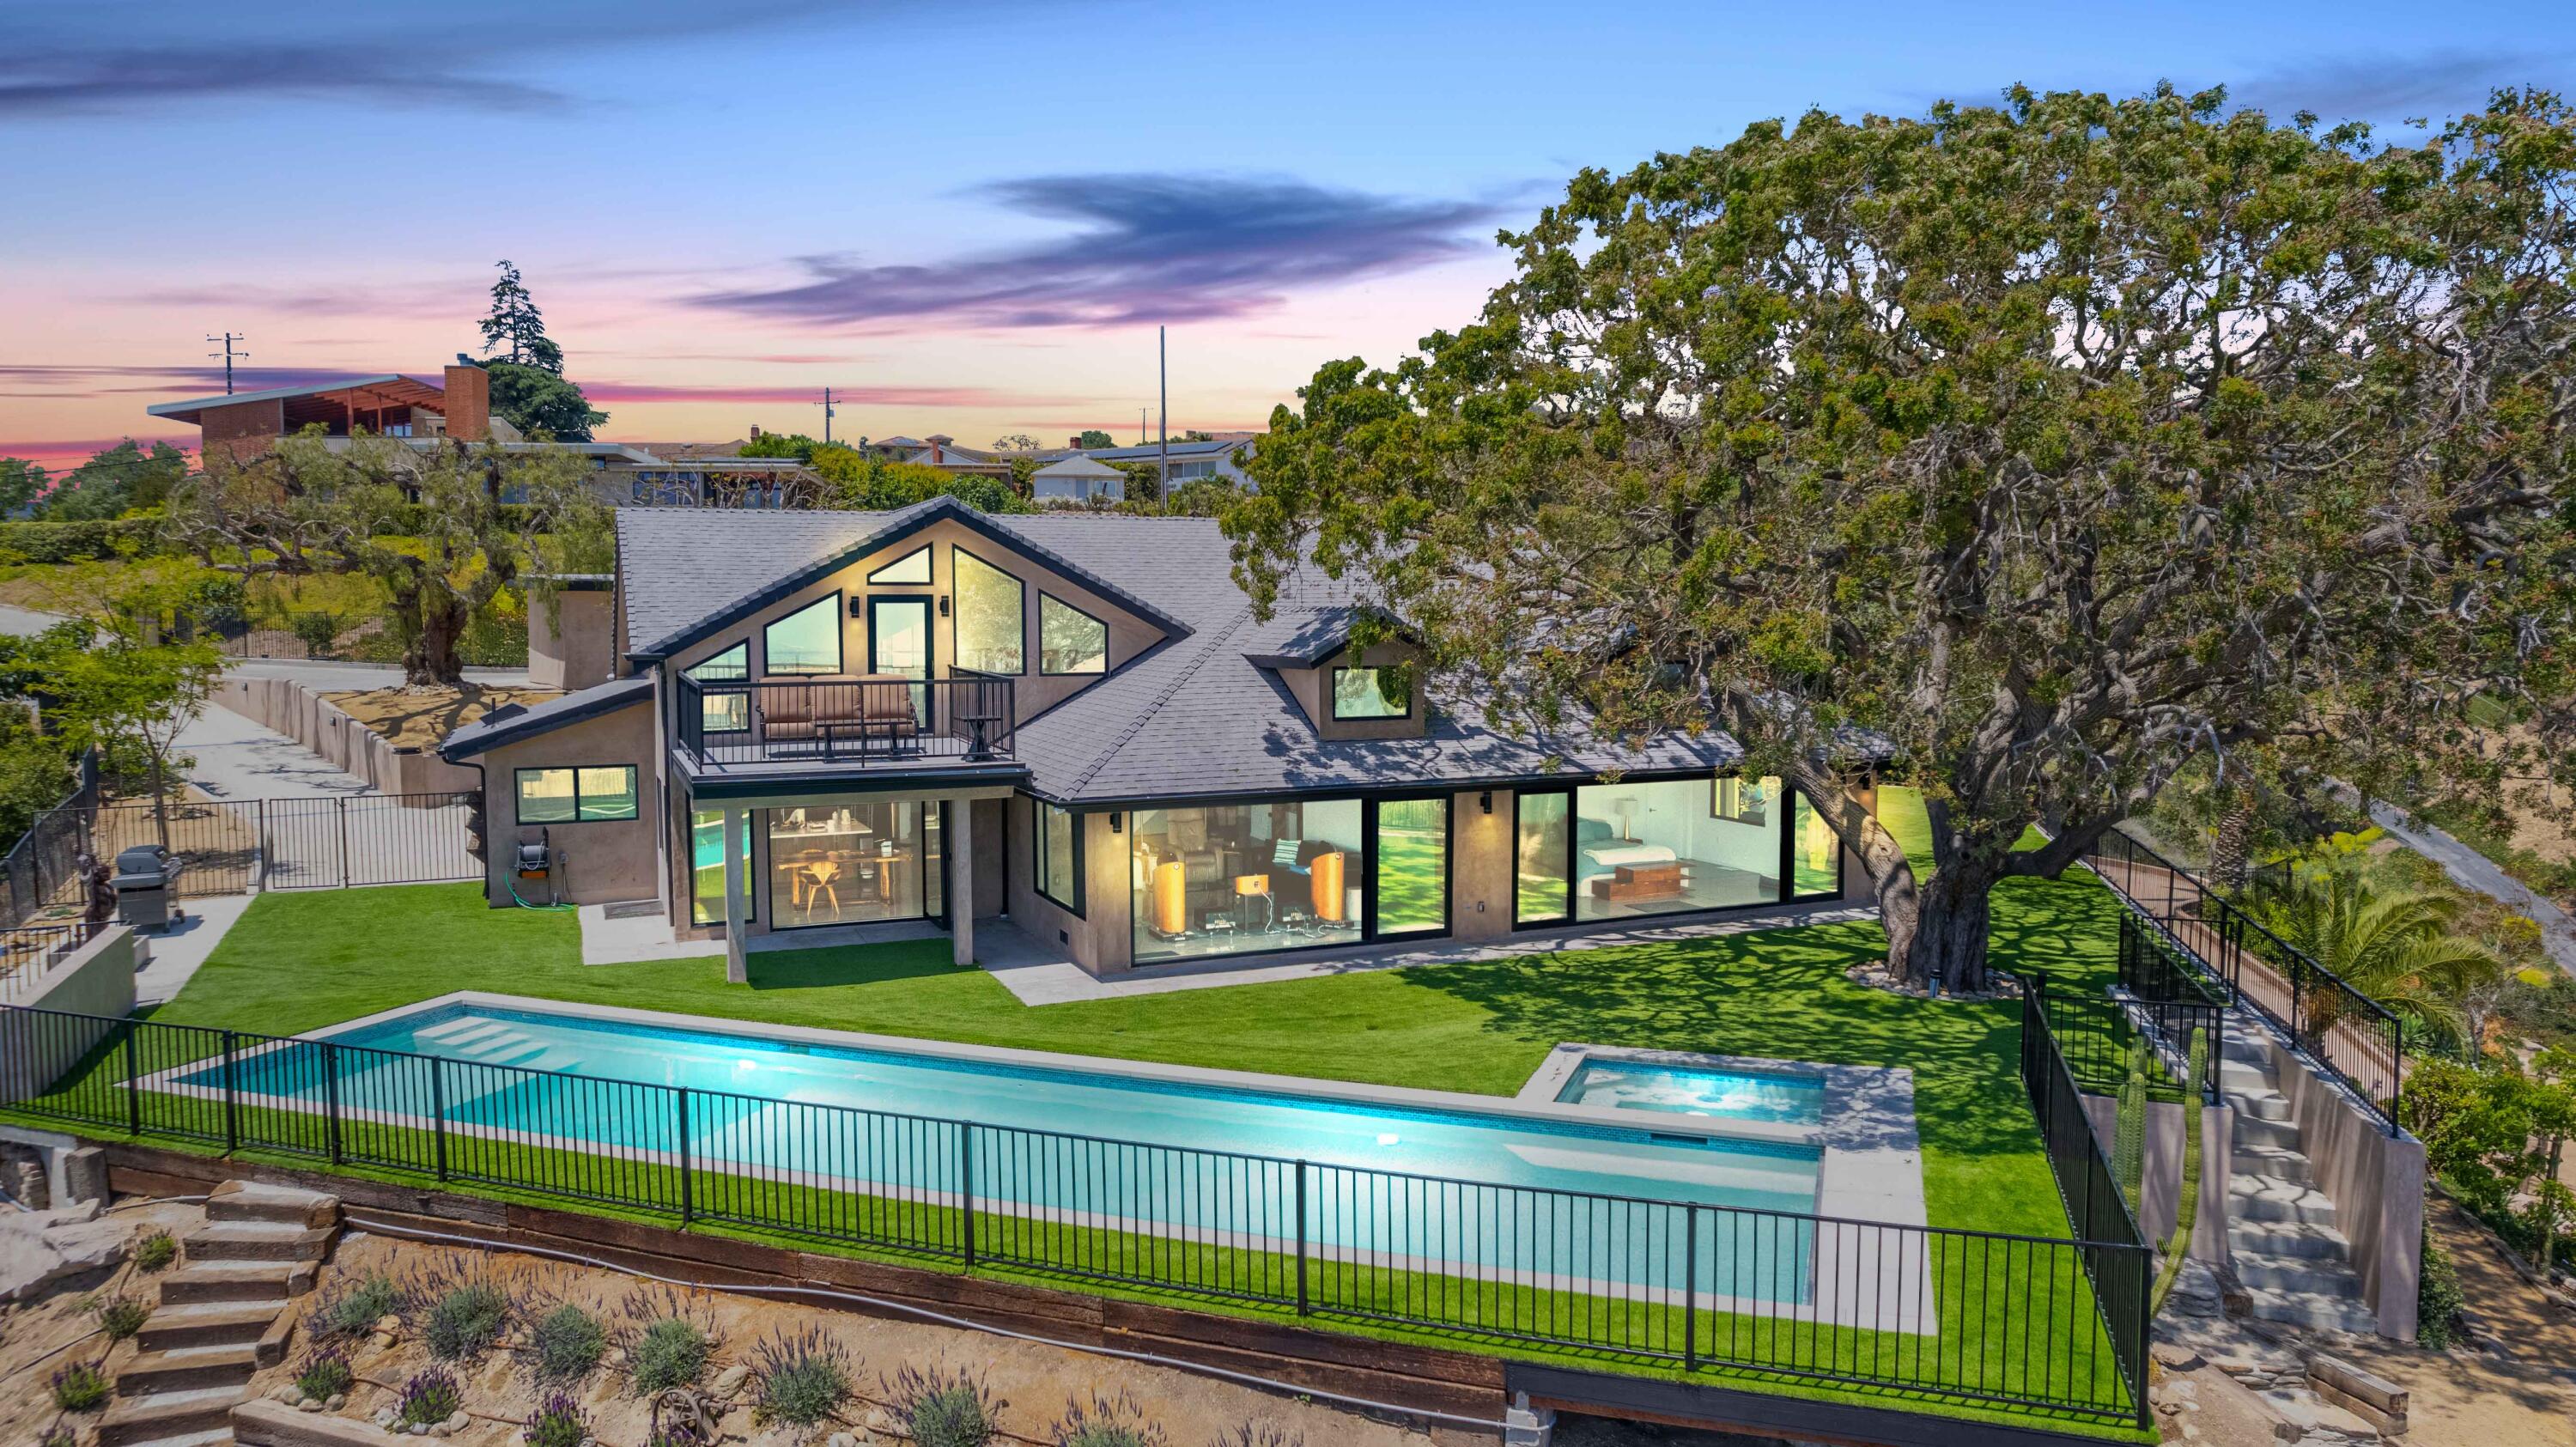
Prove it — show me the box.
[479,260,562,374]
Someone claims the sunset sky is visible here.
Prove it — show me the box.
[5,0,2568,468]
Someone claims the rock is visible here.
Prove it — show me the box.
[2153,1341,2204,1371]
[711,1364,751,1398]
[328,1394,348,1410]
[865,1407,896,1433]
[377,1315,402,1333]
[369,1331,397,1351]
[276,1385,301,1403]
[299,1397,324,1413]
[445,1411,471,1434]
[602,1348,625,1368]
[829,1434,860,1447]
[374,1406,399,1427]
[0,1201,129,1302]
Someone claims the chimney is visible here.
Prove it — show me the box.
[1069,435,1081,450]
[750,424,763,439]
[440,365,490,442]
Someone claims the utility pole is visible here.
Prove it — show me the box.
[1138,408,1147,445]
[1157,325,1169,498]
[820,386,837,447]
[206,332,248,394]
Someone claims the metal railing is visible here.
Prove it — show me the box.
[676,675,1016,769]
[0,1001,2147,1428]
[0,921,106,1004]
[0,792,482,905]
[2080,829,2403,1133]
[2014,976,2151,1415]
[2037,959,2221,1106]
[0,754,99,931]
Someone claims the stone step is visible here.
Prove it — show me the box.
[182,1221,333,1264]
[205,1180,339,1229]
[117,1344,260,1396]
[160,1261,307,1304]
[2231,1173,2340,1225]
[139,1301,281,1352]
[2244,1285,2381,1335]
[2229,1219,2353,1261]
[2233,1249,2366,1296]
[99,1388,244,1447]
[2234,1112,2303,1150]
[2227,1088,2293,1122]
[2234,1143,2315,1185]
[106,1428,232,1447]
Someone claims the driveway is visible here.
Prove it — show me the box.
[2361,796,2576,978]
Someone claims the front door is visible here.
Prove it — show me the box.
[868,596,932,724]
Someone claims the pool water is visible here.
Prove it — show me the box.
[181,1002,1823,1300]
[1557,1061,1826,1125]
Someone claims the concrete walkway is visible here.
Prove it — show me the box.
[2360,795,2576,978]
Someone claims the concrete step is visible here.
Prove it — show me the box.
[2244,1284,2380,1335]
[2231,1174,2340,1226]
[2229,1219,2353,1261]
[160,1261,307,1304]
[2234,1112,2304,1151]
[139,1301,280,1352]
[2227,1088,2293,1122]
[2221,1033,2275,1067]
[99,1388,244,1447]
[117,1344,260,1396]
[2232,1249,2366,1296]
[182,1221,333,1264]
[205,1179,339,1229]
[2234,1143,2315,1185]
[2220,1061,2277,1092]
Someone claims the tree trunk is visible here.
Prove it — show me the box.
[406,597,471,686]
[149,748,171,852]
[2209,779,2257,894]
[1907,862,1999,994]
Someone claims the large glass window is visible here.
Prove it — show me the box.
[690,808,754,927]
[1372,797,1447,935]
[1515,792,1571,924]
[868,546,931,585]
[1791,788,1842,897]
[515,766,637,824]
[952,549,1024,674]
[768,800,941,928]
[686,643,749,733]
[1132,799,1364,964]
[1035,800,1080,912]
[1570,776,1783,921]
[1039,593,1108,675]
[764,595,843,675]
[1330,666,1409,720]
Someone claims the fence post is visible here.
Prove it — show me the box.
[322,1043,343,1165]
[1294,1161,1309,1316]
[674,1086,693,1224]
[959,1125,976,1268]
[221,1031,240,1152]
[257,798,269,891]
[1682,1203,1699,1371]
[122,1021,141,1135]
[430,1057,449,1182]
[338,797,351,890]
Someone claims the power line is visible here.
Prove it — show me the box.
[205,331,248,394]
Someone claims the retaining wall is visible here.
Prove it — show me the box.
[211,676,481,799]
[2269,1036,2425,1340]
[0,926,134,1099]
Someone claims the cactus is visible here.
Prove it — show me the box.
[2112,1036,2149,1203]
[2150,1026,2208,1317]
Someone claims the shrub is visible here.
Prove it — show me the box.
[52,1360,110,1412]
[297,1347,355,1401]
[1052,1392,1167,1447]
[315,1269,404,1338]
[398,1368,463,1427]
[424,1280,513,1362]
[525,1389,591,1447]
[529,1303,608,1383]
[289,610,343,659]
[1209,1429,1303,1447]
[2419,1237,2467,1348]
[0,518,165,564]
[133,1230,178,1272]
[95,1292,149,1340]
[888,1363,1005,1447]
[750,1328,854,1428]
[628,1316,712,1395]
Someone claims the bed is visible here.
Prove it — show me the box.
[1575,817,1679,883]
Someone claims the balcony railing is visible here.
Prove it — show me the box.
[675,675,1016,769]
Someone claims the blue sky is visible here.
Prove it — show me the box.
[3,0,2568,461]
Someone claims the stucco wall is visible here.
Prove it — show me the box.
[1450,787,1514,942]
[1278,642,1430,743]
[476,696,660,908]
[211,677,482,798]
[530,588,616,692]
[2270,1036,2424,1340]
[1005,797,1133,970]
[2083,1095,2234,1261]
[0,927,135,1101]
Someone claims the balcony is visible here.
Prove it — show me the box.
[675,675,1016,772]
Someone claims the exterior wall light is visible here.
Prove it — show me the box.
[1479,791,1493,815]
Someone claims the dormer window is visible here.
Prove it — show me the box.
[1330,666,1410,720]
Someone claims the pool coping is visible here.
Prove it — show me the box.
[293,991,1829,1155]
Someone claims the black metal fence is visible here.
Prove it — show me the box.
[0,791,480,914]
[2037,968,2221,1106]
[2080,829,2403,1133]
[2013,977,2151,1413]
[676,675,1017,769]
[0,1001,2148,1429]
[0,756,99,931]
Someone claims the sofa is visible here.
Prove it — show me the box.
[756,677,922,745]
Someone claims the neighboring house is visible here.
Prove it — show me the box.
[1029,453,1126,503]
[1080,437,1256,489]
[439,497,1874,983]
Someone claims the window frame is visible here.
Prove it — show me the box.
[687,806,756,927]
[1037,591,1109,677]
[1032,799,1084,915]
[684,642,750,734]
[950,546,1026,676]
[762,592,845,677]
[867,545,932,585]
[514,764,639,824]
[1328,665,1411,720]
[1363,793,1452,939]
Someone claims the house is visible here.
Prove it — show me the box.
[1080,437,1255,489]
[1029,453,1127,503]
[438,497,1872,983]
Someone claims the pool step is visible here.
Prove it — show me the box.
[183,1220,334,1263]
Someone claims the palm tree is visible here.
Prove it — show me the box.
[2247,867,2509,1052]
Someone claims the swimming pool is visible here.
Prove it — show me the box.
[172,996,1826,1303]
[1554,1061,1826,1125]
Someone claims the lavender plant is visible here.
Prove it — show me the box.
[524,1389,591,1447]
[749,1328,854,1428]
[398,1368,464,1427]
[886,1362,1005,1447]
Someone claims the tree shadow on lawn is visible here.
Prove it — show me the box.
[746,939,966,992]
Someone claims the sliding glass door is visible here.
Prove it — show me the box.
[1514,777,1827,927]
[1368,795,1449,938]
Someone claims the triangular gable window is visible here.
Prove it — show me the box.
[868,546,931,585]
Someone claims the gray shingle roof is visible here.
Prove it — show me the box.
[613,505,1749,803]
[440,675,654,761]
